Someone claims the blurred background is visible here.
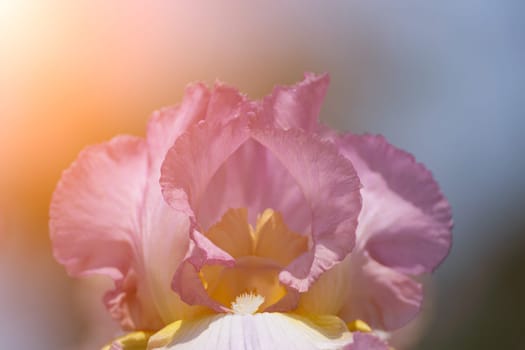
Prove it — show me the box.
[1,1,523,349]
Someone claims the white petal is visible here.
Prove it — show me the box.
[149,313,353,350]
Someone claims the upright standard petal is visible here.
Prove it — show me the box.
[262,72,330,131]
[146,83,211,168]
[160,117,251,218]
[143,82,252,323]
[204,82,248,125]
[161,120,361,309]
[251,127,362,292]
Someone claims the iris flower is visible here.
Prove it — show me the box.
[50,73,452,349]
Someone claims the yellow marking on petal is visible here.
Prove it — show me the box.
[347,319,372,333]
[101,331,153,350]
[254,208,309,266]
[198,270,208,290]
[204,208,308,265]
[205,208,253,258]
[295,258,350,316]
[146,320,183,349]
[296,314,351,339]
[200,208,308,312]
[202,256,287,312]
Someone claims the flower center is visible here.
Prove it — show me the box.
[231,292,265,315]
[200,208,309,313]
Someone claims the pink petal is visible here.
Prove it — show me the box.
[146,81,247,170]
[146,83,211,170]
[139,194,193,324]
[204,82,249,125]
[339,254,423,330]
[49,136,163,329]
[171,230,233,312]
[144,83,250,322]
[344,332,389,350]
[261,72,330,131]
[143,83,254,321]
[50,136,147,281]
[160,119,254,311]
[250,127,361,292]
[50,91,215,328]
[159,75,361,308]
[338,134,452,275]
[196,138,311,233]
[159,85,307,232]
[143,85,214,323]
[160,117,251,218]
[161,120,361,302]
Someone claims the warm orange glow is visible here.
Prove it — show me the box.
[0,2,303,230]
